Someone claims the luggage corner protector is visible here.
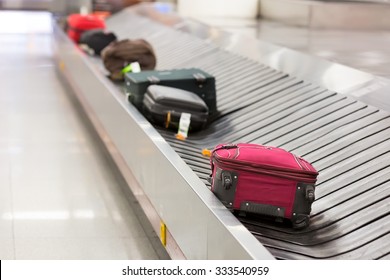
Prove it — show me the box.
[59,60,65,71]
[160,221,167,247]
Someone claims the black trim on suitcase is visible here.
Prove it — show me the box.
[291,182,315,229]
[239,202,286,218]
[212,168,238,210]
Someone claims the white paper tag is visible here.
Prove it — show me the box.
[130,62,141,73]
[177,113,191,139]
[80,6,89,15]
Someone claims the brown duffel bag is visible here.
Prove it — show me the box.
[101,39,156,81]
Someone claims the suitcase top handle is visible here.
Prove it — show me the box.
[193,73,206,88]
[213,144,237,152]
[193,73,206,82]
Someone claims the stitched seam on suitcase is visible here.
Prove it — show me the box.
[213,157,317,183]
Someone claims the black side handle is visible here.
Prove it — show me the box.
[222,171,232,190]
[305,185,315,202]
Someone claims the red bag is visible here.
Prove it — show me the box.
[67,14,106,43]
[210,143,318,229]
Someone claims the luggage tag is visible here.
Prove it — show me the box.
[202,148,212,158]
[80,6,89,15]
[165,111,172,129]
[121,61,141,74]
[176,113,191,140]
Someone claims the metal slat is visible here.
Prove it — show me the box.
[378,252,390,260]
[330,234,390,260]
[219,76,289,112]
[177,52,264,77]
[218,73,289,109]
[309,183,390,231]
[217,67,276,92]
[312,167,390,214]
[295,113,390,156]
[258,99,360,145]
[143,33,218,69]
[266,232,390,260]
[265,104,370,148]
[305,121,390,164]
[282,108,380,151]
[315,153,390,197]
[187,51,262,77]
[314,129,390,171]
[256,213,390,259]
[238,93,344,143]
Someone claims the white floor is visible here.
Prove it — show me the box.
[0,11,159,259]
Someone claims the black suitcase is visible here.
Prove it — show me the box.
[143,85,209,131]
[124,68,216,115]
[79,29,117,55]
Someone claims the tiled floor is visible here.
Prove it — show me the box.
[0,11,159,260]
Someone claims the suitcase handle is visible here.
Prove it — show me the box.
[222,171,232,190]
[147,76,160,84]
[193,73,206,83]
[213,144,237,153]
[193,73,206,88]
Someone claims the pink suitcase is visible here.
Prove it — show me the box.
[210,143,318,229]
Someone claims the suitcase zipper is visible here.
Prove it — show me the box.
[214,153,316,175]
[213,154,317,183]
[214,145,313,173]
[293,154,306,171]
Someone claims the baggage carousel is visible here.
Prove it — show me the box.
[53,4,390,259]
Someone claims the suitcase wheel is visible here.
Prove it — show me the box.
[236,210,246,217]
[292,214,310,230]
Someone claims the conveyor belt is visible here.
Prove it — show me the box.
[103,12,390,259]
